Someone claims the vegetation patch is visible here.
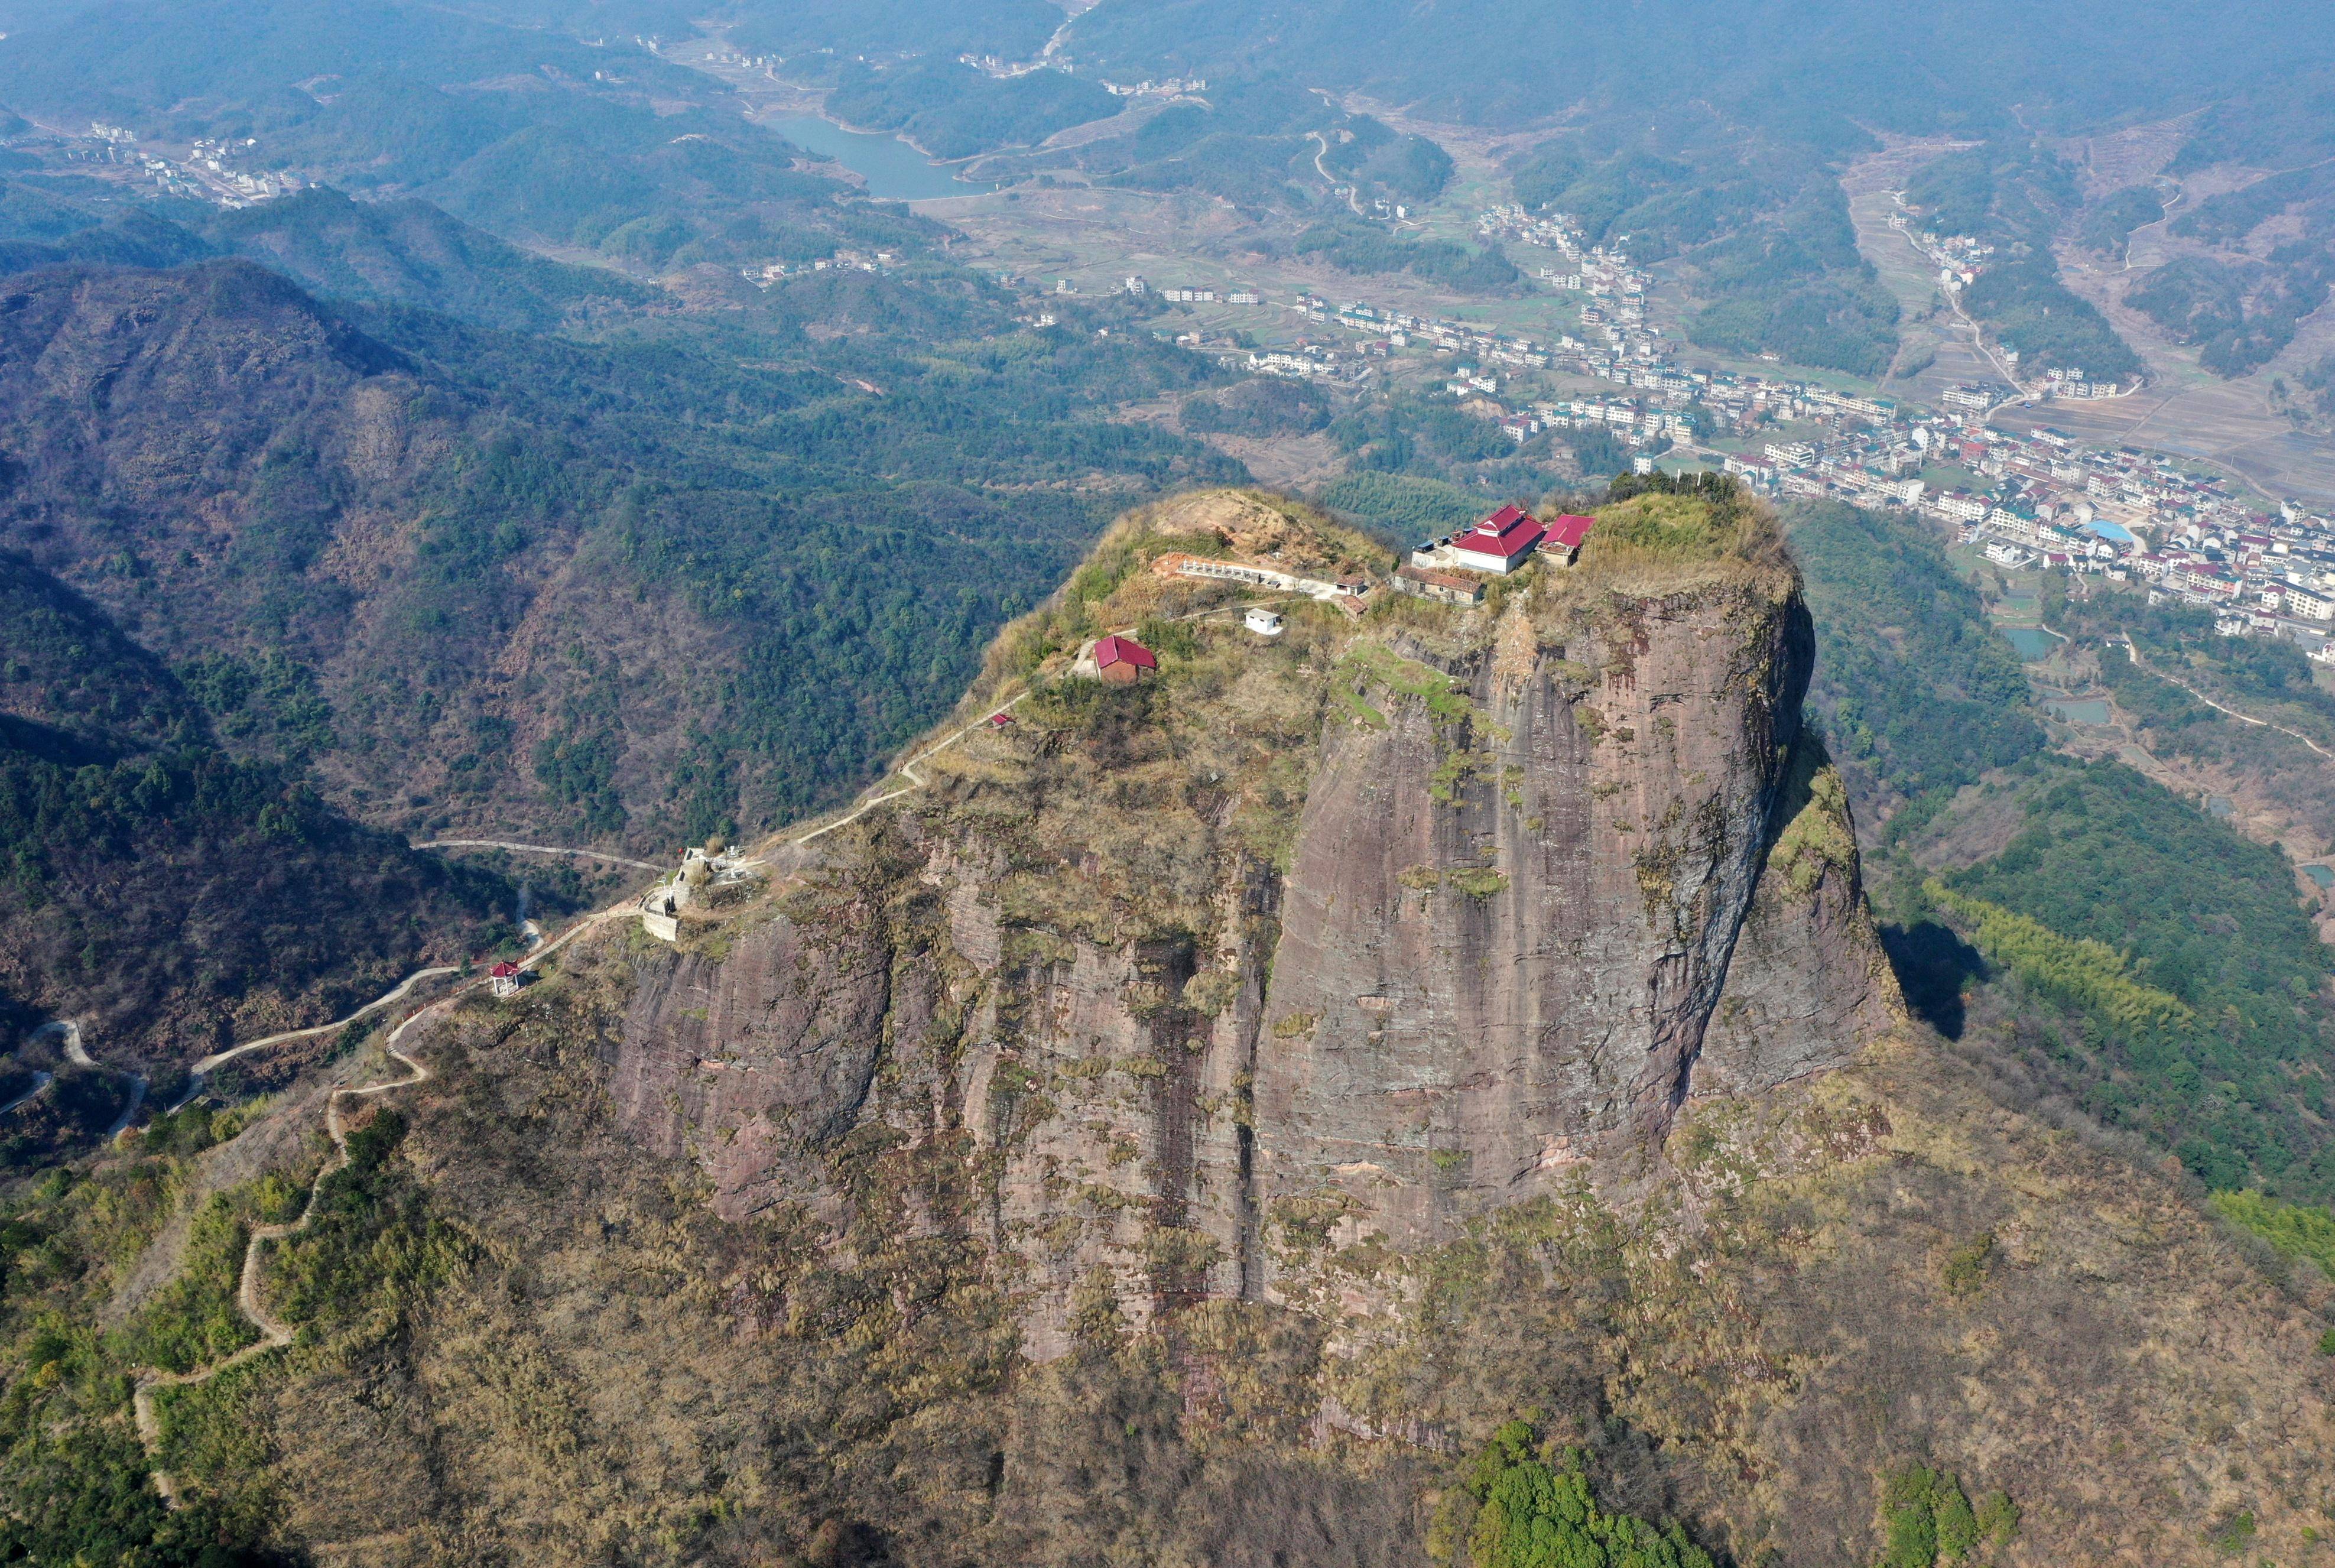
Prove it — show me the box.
[264,1109,475,1347]
[1340,643,1476,725]
[1925,881,2194,1035]
[1447,867,1510,900]
[1770,748,1857,895]
[1933,757,2335,1197]
[113,1193,259,1375]
[1318,472,1489,540]
[1876,1462,2016,1567]
[1940,1232,1996,1297]
[1589,492,1730,563]
[2209,1190,2335,1280]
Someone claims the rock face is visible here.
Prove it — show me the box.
[613,903,908,1221]
[1253,589,1815,1253]
[614,501,1898,1355]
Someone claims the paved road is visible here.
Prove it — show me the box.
[1879,189,2148,418]
[0,1072,51,1118]
[415,838,664,872]
[20,1020,147,1140]
[105,1074,148,1141]
[36,1018,92,1068]
[1305,131,1365,216]
[2120,637,2335,759]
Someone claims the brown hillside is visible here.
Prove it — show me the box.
[17,491,2332,1566]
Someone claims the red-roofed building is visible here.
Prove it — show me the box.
[1093,634,1158,685]
[1542,512,1595,565]
[491,960,522,999]
[1412,504,1551,576]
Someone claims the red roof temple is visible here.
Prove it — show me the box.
[1446,504,1547,572]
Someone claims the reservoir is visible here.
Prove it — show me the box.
[765,114,999,201]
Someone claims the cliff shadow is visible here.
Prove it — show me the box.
[1879,920,1985,1038]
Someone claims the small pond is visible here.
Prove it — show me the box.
[2000,626,2061,661]
[2305,863,2334,889]
[2207,796,2235,819]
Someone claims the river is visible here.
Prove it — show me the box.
[765,114,998,202]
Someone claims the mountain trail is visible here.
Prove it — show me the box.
[793,693,1033,846]
[125,904,635,1505]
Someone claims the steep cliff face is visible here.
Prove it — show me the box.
[613,489,1897,1352]
[1251,585,1816,1265]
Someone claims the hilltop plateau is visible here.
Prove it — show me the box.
[4,487,2327,1568]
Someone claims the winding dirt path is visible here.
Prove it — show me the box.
[186,968,458,1080]
[155,967,463,1116]
[130,1003,436,1505]
[125,904,637,1504]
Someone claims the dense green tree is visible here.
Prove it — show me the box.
[1456,1422,1715,1568]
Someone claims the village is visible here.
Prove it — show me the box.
[1115,200,2335,659]
[65,121,300,207]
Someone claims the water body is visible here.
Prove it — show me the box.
[2208,796,2236,819]
[2304,863,2333,889]
[765,114,998,201]
[2000,626,2061,661]
[2082,520,2135,544]
[2047,698,2112,726]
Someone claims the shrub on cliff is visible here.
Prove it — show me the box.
[1878,1463,2014,1567]
[1442,1421,1713,1568]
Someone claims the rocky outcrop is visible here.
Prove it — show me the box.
[608,497,1896,1351]
[1694,744,1901,1103]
